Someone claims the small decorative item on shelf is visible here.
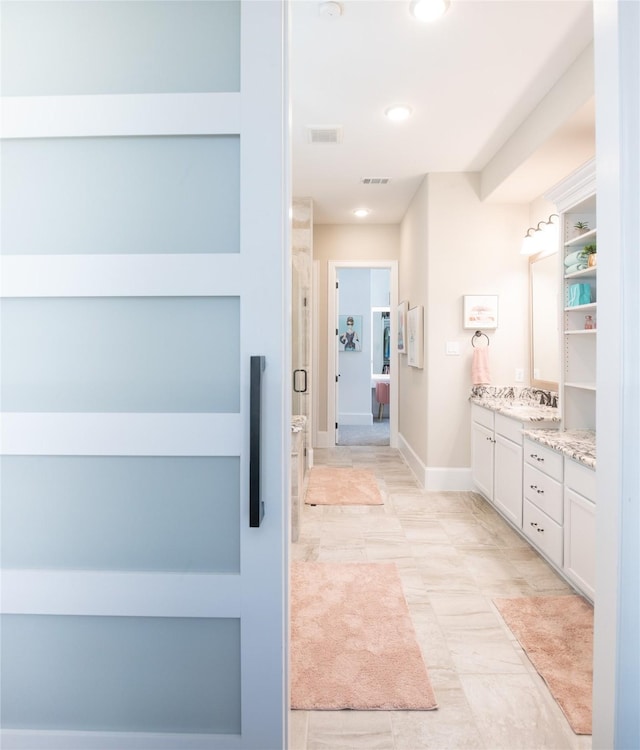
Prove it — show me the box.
[584,315,595,330]
[581,243,597,267]
[573,220,590,236]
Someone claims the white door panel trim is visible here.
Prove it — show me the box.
[2,571,241,618]
[0,93,241,139]
[2,730,243,750]
[1,414,242,456]
[1,255,242,297]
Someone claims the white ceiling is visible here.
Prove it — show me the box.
[290,0,594,224]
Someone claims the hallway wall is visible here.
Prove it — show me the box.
[399,172,530,484]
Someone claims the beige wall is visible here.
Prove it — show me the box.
[399,172,530,470]
[313,224,400,433]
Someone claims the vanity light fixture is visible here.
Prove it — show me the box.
[521,214,559,255]
[410,0,450,22]
[353,208,371,218]
[385,104,413,122]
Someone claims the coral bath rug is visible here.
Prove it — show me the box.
[290,561,437,711]
[493,595,593,735]
[304,466,383,506]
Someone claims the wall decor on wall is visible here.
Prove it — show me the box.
[397,301,408,354]
[338,314,362,351]
[462,295,499,330]
[407,305,424,368]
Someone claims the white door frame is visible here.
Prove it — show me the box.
[327,260,398,448]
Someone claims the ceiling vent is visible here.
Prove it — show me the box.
[307,126,343,144]
[361,177,390,185]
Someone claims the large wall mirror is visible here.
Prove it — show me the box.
[530,252,560,390]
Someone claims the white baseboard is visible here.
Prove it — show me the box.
[338,413,373,426]
[315,430,332,448]
[425,467,474,491]
[397,432,427,487]
[398,433,474,491]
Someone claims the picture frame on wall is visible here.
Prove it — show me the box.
[397,301,409,353]
[407,305,424,368]
[462,295,499,330]
[338,314,363,351]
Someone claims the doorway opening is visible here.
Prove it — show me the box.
[327,261,398,448]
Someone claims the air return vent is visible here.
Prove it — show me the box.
[306,126,343,144]
[361,177,390,185]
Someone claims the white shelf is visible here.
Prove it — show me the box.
[564,329,597,335]
[565,266,597,280]
[564,382,597,391]
[564,303,597,312]
[564,228,597,247]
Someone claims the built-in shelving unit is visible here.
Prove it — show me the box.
[547,159,597,431]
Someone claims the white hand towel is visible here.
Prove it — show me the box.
[471,347,491,385]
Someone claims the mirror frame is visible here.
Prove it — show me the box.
[529,251,560,392]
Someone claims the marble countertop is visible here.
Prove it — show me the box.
[523,428,596,469]
[291,415,307,433]
[469,387,561,423]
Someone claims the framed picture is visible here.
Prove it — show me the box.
[397,301,409,353]
[407,305,424,368]
[462,295,499,330]
[338,314,362,351]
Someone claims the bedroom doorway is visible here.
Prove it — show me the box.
[328,261,398,448]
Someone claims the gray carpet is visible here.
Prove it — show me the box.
[337,420,390,446]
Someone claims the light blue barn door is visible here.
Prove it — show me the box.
[0,2,289,748]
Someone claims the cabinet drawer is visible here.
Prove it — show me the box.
[495,413,523,445]
[523,499,563,567]
[523,439,563,482]
[472,404,494,430]
[564,458,596,502]
[523,464,563,524]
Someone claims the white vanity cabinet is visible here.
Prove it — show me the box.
[564,459,596,600]
[522,439,564,567]
[471,405,495,501]
[493,414,524,528]
[471,406,524,527]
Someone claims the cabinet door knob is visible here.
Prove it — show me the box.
[537,527,545,533]
[537,489,544,494]
[530,453,538,459]
[536,457,545,463]
[530,484,538,490]
[530,522,538,527]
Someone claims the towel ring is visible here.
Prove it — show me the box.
[471,330,490,347]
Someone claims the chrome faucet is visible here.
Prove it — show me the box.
[532,389,556,407]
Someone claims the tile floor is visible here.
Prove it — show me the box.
[289,446,592,750]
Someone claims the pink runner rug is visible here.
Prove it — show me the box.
[291,561,437,710]
[493,595,593,734]
[304,466,383,505]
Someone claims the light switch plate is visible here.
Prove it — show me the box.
[446,341,460,356]
[515,368,524,382]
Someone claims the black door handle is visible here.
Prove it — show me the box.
[250,356,266,528]
[293,368,308,393]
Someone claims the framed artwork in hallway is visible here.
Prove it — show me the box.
[397,301,408,353]
[407,305,423,368]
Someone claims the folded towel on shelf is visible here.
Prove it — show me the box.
[565,262,588,275]
[471,347,491,386]
[564,249,588,266]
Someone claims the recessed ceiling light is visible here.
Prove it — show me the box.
[385,105,412,122]
[410,0,450,22]
[353,208,370,218]
[319,1,342,17]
